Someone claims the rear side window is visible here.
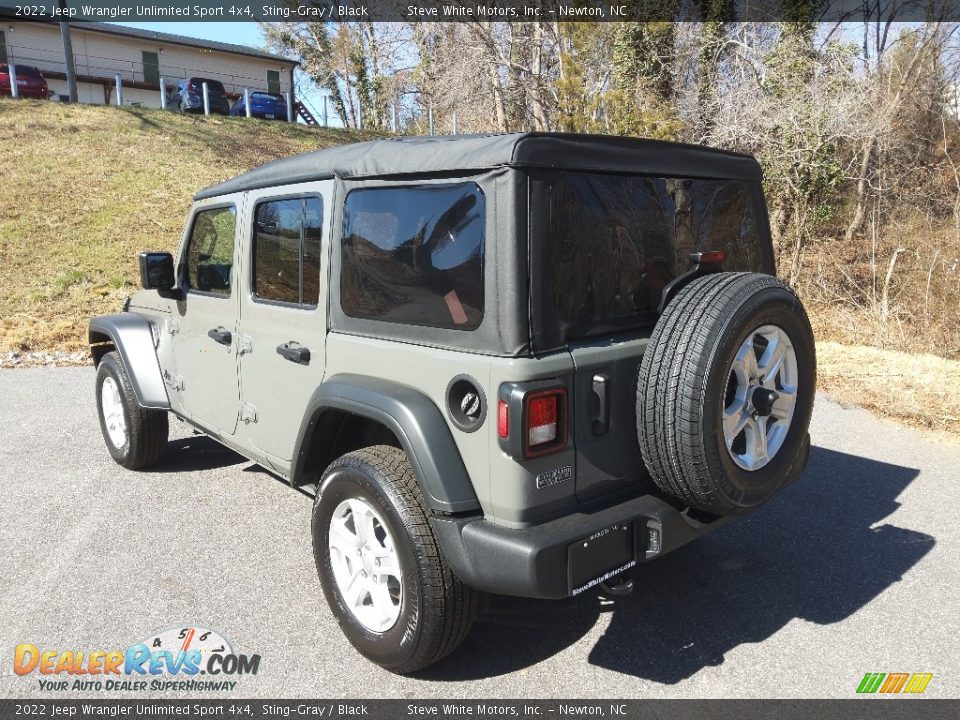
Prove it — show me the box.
[340,183,485,330]
[548,172,762,333]
[185,206,237,296]
[253,196,323,307]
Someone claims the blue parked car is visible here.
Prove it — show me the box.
[230,91,288,121]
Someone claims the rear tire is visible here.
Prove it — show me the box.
[637,272,815,515]
[312,445,477,674]
[95,351,168,470]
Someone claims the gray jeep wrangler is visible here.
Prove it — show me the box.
[89,133,815,673]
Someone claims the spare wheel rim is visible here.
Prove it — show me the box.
[722,324,799,472]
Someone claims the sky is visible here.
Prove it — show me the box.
[112,21,266,47]
[109,21,337,125]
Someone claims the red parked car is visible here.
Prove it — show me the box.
[0,64,49,99]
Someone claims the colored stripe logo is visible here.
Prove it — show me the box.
[857,673,933,694]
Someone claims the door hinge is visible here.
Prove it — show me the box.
[165,318,180,335]
[240,402,257,424]
[163,369,184,391]
[236,334,253,356]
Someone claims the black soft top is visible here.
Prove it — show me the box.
[194,132,761,201]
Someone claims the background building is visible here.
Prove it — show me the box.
[0,21,297,108]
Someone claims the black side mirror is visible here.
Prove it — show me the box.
[139,252,175,290]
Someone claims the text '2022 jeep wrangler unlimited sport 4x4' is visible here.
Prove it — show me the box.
[89,133,815,673]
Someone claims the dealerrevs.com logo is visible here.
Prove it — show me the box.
[14,626,260,692]
[856,673,934,695]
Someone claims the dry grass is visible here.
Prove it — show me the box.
[816,341,960,438]
[795,213,960,360]
[791,206,960,438]
[0,98,379,351]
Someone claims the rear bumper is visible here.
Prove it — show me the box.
[184,95,230,114]
[432,493,730,599]
[433,433,809,600]
[251,110,288,121]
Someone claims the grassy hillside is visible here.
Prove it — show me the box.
[1,99,957,436]
[0,99,380,351]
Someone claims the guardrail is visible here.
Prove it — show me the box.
[4,46,330,127]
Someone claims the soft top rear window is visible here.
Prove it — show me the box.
[546,172,763,339]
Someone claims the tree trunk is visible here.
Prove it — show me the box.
[845,135,876,241]
[490,67,508,132]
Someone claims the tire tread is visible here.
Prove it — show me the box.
[97,351,168,470]
[321,446,476,673]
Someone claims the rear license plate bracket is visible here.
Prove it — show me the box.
[568,523,635,595]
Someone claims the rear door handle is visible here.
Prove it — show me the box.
[277,342,310,365]
[591,373,610,435]
[207,327,232,346]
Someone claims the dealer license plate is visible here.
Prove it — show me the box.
[568,523,635,595]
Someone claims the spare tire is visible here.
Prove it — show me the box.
[637,272,815,516]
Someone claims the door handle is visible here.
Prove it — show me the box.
[207,327,232,346]
[277,342,310,365]
[591,373,610,435]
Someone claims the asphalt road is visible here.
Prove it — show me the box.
[1,367,957,699]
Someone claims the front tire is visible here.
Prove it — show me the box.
[95,351,168,470]
[312,446,476,674]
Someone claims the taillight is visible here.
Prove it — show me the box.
[689,250,727,265]
[522,388,567,457]
[497,381,569,459]
[527,394,558,446]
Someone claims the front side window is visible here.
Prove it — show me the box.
[185,205,236,296]
[340,183,485,330]
[253,196,323,307]
[548,172,762,335]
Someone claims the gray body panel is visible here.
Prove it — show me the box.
[292,374,481,514]
[88,314,170,409]
[567,336,653,501]
[167,194,245,436]
[234,180,335,475]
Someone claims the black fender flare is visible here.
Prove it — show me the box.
[292,374,481,514]
[88,314,170,410]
